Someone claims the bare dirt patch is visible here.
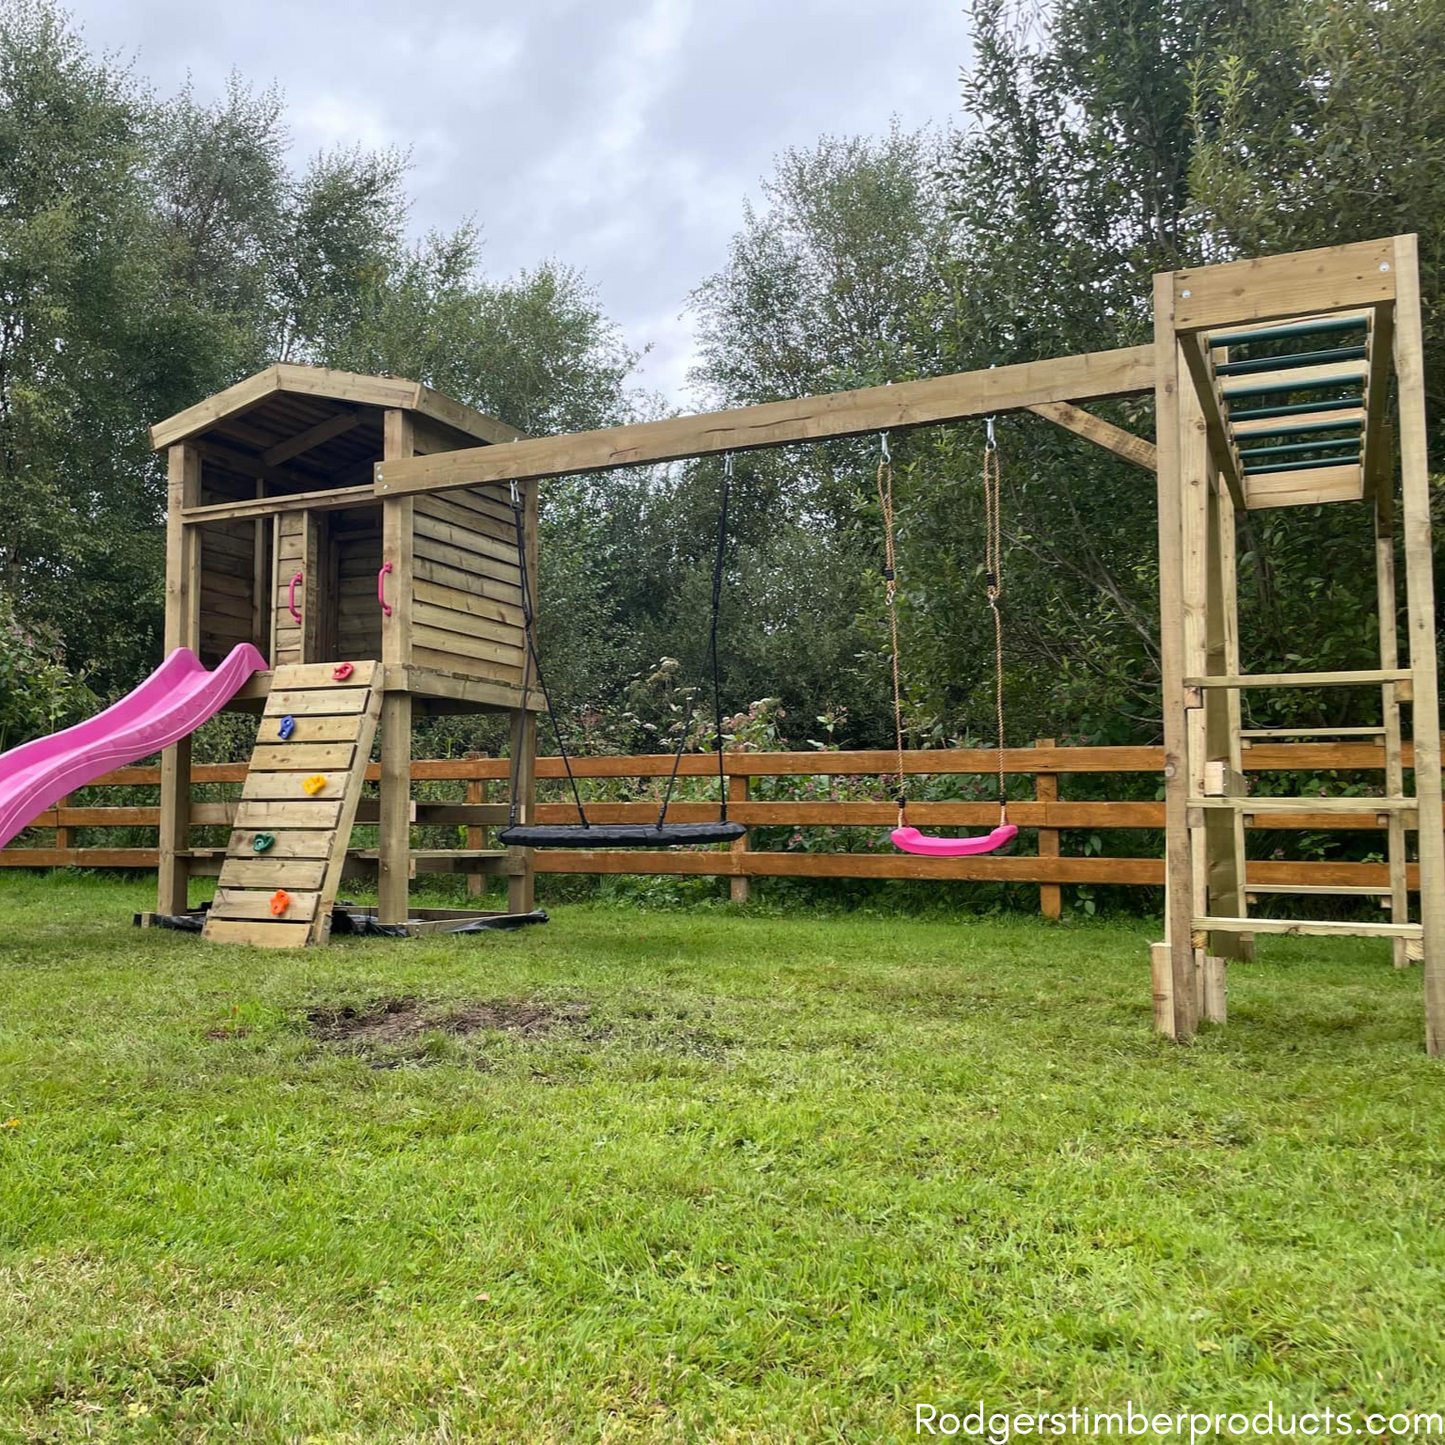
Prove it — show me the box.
[305,996,588,1046]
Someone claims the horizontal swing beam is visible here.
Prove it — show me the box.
[373,346,1156,497]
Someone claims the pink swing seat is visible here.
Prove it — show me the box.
[891,823,1018,857]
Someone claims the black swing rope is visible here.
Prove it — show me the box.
[506,479,590,830]
[502,460,742,848]
[656,451,732,827]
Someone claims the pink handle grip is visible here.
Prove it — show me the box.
[288,571,303,623]
[378,561,393,616]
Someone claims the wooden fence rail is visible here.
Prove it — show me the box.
[0,742,1426,917]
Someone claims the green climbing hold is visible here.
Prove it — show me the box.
[252,833,276,854]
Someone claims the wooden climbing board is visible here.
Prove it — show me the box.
[204,661,382,947]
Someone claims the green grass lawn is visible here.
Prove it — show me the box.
[1,873,1442,1443]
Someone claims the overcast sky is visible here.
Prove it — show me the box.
[65,0,969,404]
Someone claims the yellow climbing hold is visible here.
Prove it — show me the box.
[302,774,327,795]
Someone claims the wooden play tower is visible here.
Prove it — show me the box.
[1149,235,1443,1047]
[149,365,541,942]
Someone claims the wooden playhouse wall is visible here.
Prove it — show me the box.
[410,483,526,683]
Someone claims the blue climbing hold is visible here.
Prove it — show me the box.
[278,715,295,740]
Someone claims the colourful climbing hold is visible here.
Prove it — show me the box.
[331,662,355,681]
[269,889,291,917]
[278,715,296,740]
[251,832,276,854]
[302,774,327,795]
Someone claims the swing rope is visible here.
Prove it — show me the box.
[507,480,591,830]
[983,417,1009,824]
[656,451,733,827]
[875,435,908,827]
[877,425,1010,831]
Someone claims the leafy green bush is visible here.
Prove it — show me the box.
[0,592,95,753]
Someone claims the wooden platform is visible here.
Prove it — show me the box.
[203,661,382,947]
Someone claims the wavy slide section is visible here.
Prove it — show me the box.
[0,645,267,851]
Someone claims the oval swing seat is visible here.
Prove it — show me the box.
[891,823,1018,857]
[499,821,747,849]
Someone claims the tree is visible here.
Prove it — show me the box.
[0,0,175,689]
[0,0,647,707]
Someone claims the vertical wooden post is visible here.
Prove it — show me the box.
[1153,272,1199,1040]
[507,709,537,915]
[251,480,269,653]
[1150,941,1175,1039]
[1391,235,1445,1053]
[1216,479,1253,961]
[1198,950,1227,1024]
[464,751,487,899]
[1203,469,1248,959]
[54,795,72,860]
[158,442,201,916]
[728,773,750,904]
[1034,738,1061,920]
[379,410,415,926]
[1374,453,1410,966]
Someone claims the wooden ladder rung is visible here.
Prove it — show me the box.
[1188,795,1416,814]
[1243,883,1394,897]
[1194,916,1423,939]
[1185,669,1411,689]
[349,849,510,860]
[1239,727,1387,739]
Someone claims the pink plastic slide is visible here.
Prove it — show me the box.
[0,644,267,851]
[891,823,1019,857]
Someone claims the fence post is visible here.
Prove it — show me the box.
[729,774,750,904]
[1035,738,1062,920]
[464,751,487,898]
[55,794,72,861]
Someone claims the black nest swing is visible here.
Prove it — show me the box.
[498,460,745,850]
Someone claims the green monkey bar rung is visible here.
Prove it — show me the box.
[1216,345,1366,377]
[1209,315,1369,347]
[1238,438,1364,460]
[1223,375,1365,400]
[1243,453,1362,476]
[1231,418,1364,441]
[1227,395,1364,421]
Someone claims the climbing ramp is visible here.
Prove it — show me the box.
[204,661,383,947]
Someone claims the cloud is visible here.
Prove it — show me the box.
[63,0,968,403]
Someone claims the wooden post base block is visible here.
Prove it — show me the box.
[1150,942,1176,1039]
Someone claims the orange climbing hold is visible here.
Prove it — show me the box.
[269,889,291,916]
[302,774,327,795]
